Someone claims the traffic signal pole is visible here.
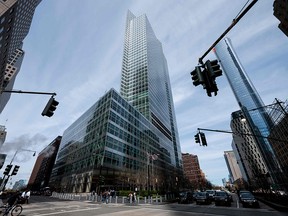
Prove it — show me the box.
[1,89,56,96]
[197,127,288,143]
[1,89,59,117]
[198,0,258,65]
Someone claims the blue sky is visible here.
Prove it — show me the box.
[0,0,287,187]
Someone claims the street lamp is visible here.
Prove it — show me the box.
[0,148,36,191]
[146,152,159,193]
[9,148,36,165]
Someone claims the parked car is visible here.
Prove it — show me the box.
[214,191,232,206]
[195,192,211,205]
[241,193,259,208]
[177,191,194,204]
[206,190,216,201]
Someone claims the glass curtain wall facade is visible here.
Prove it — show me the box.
[50,11,183,194]
[214,38,281,188]
[49,89,180,193]
[120,11,182,169]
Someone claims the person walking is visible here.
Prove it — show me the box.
[23,190,31,204]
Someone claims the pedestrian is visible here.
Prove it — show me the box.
[24,190,31,204]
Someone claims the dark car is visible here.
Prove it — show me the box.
[226,191,233,202]
[195,192,211,205]
[214,191,231,206]
[238,190,252,201]
[206,190,216,201]
[241,193,259,208]
[177,191,194,204]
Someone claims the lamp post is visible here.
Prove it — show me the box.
[146,152,159,194]
[9,148,36,165]
[0,148,36,191]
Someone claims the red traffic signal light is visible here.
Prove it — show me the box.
[41,97,59,117]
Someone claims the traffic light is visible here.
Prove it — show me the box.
[190,66,204,86]
[11,165,20,176]
[194,133,200,144]
[3,164,12,175]
[201,60,222,97]
[99,175,105,184]
[41,96,59,117]
[205,59,222,78]
[200,132,207,146]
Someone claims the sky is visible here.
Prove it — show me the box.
[0,0,287,187]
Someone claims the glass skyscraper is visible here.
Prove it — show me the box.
[49,11,182,193]
[214,37,281,187]
[120,11,182,168]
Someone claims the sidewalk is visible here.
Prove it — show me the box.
[256,196,288,212]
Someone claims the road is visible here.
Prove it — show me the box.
[10,195,286,216]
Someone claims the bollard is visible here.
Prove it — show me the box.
[144,197,147,203]
[115,196,118,204]
[160,196,162,203]
[122,196,125,204]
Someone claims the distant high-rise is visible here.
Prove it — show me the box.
[28,136,61,191]
[214,38,281,187]
[273,0,288,37]
[0,0,42,113]
[120,11,182,168]
[182,153,204,189]
[224,150,243,183]
[49,11,182,193]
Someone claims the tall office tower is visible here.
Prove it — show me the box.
[0,0,42,113]
[273,0,288,37]
[49,12,182,193]
[214,38,281,188]
[224,150,243,184]
[230,111,269,188]
[120,11,182,168]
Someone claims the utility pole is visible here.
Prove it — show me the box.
[197,127,288,143]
